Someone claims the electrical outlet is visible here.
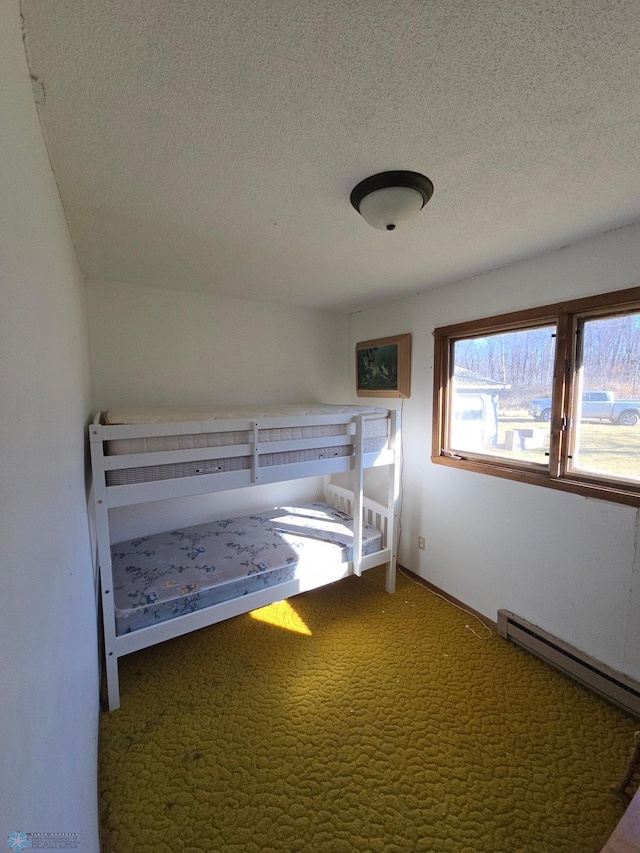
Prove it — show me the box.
[418,536,425,551]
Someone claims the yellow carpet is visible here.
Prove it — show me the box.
[99,568,637,853]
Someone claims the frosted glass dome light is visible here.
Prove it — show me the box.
[350,171,434,232]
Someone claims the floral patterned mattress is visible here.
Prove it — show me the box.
[112,502,382,635]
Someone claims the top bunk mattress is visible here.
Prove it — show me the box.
[101,404,390,486]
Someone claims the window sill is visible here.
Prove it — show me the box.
[431,452,640,508]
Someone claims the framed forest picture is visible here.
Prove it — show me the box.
[355,333,411,398]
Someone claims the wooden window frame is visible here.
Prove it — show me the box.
[432,285,640,507]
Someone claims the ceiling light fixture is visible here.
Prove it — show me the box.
[350,170,434,232]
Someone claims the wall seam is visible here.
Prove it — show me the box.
[19,2,85,276]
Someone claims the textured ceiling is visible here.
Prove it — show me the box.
[21,0,640,312]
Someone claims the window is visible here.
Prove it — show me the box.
[432,286,640,506]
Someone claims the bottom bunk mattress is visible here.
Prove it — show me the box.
[111,501,383,635]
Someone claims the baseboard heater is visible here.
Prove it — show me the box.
[497,610,640,718]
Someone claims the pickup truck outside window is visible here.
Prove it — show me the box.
[432,286,640,507]
[529,391,640,425]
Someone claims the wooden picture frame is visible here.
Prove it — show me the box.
[356,333,411,398]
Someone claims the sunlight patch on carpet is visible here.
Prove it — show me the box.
[250,599,312,635]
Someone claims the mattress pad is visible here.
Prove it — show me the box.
[104,403,388,426]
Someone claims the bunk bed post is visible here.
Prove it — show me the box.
[352,415,365,576]
[386,409,401,594]
[251,421,260,483]
[89,416,121,711]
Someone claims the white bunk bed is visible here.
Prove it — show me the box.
[90,404,400,710]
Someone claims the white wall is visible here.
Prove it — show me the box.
[349,222,640,682]
[0,1,99,849]
[86,279,351,538]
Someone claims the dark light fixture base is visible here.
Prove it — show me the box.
[350,170,434,214]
